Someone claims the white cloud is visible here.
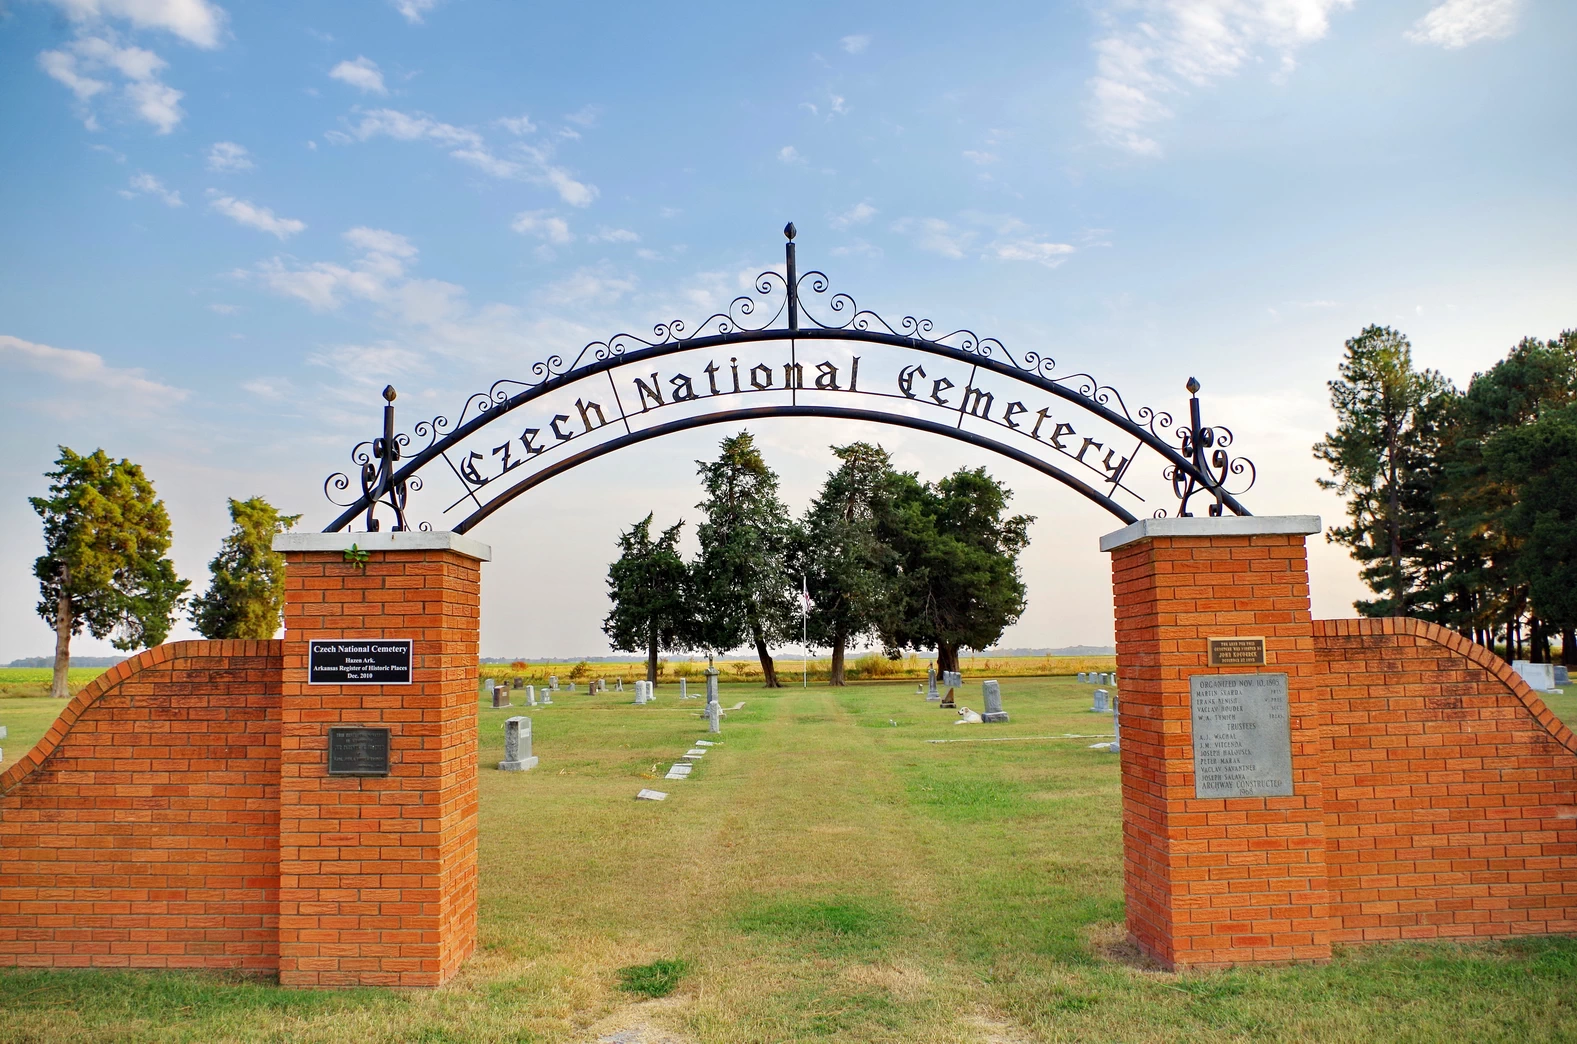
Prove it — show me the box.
[206,141,253,172]
[391,0,440,24]
[328,108,599,204]
[40,33,187,133]
[840,33,871,54]
[779,145,805,164]
[564,104,601,127]
[0,333,186,401]
[255,227,466,328]
[988,239,1076,267]
[1406,0,1521,48]
[592,227,640,244]
[1086,0,1353,156]
[541,264,636,307]
[512,211,573,244]
[891,217,970,259]
[962,150,997,165]
[330,56,387,94]
[208,302,241,314]
[121,171,183,205]
[42,0,227,48]
[208,193,306,238]
[830,202,876,229]
[496,114,536,135]
[344,226,417,258]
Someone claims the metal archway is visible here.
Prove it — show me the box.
[323,225,1255,533]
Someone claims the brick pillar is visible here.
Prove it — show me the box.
[272,531,489,988]
[1101,516,1329,969]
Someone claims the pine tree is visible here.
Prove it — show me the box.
[602,514,690,683]
[690,432,798,687]
[190,497,301,640]
[31,447,189,698]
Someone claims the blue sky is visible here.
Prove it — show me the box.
[1,0,1572,661]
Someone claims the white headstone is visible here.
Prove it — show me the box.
[539,688,552,705]
[499,716,538,771]
[549,675,559,690]
[680,678,688,698]
[483,677,496,692]
[1078,672,1087,683]
[636,789,667,801]
[1092,688,1109,713]
[525,687,537,707]
[1514,661,1557,692]
[707,700,721,734]
[981,680,1008,722]
[927,667,940,701]
[635,681,649,705]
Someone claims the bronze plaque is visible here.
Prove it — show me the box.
[327,727,391,776]
[1207,636,1266,667]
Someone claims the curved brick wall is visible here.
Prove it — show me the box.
[1314,618,1577,943]
[0,640,282,970]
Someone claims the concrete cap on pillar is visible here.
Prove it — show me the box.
[1099,515,1321,553]
[273,530,492,561]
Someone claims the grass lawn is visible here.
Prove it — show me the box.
[1,676,1576,1042]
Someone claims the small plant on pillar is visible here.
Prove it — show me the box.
[342,543,370,571]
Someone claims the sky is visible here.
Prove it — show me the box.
[1,0,1573,663]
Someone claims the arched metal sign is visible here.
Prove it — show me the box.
[323,225,1255,533]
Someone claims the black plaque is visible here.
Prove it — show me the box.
[308,639,413,685]
[1207,636,1266,667]
[327,727,391,776]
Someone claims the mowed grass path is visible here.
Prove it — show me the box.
[0,678,1574,1042]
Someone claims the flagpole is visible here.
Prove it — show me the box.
[802,574,808,688]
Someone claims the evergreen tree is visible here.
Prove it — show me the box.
[796,442,897,685]
[31,447,189,698]
[602,513,690,683]
[690,432,798,686]
[1314,326,1455,616]
[877,466,1032,674]
[190,497,301,640]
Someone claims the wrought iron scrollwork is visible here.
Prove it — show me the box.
[1165,377,1257,517]
[321,224,1258,530]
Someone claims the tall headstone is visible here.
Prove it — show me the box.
[1110,693,1120,751]
[616,678,624,691]
[707,700,722,734]
[981,680,1008,722]
[926,667,940,701]
[499,716,538,771]
[525,686,537,707]
[635,681,649,705]
[680,678,688,699]
[548,675,559,691]
[1092,688,1109,713]
[705,666,720,704]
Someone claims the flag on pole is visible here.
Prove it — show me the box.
[801,575,812,616]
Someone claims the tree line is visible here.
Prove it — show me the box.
[603,431,1034,685]
[1317,326,1576,664]
[30,446,298,698]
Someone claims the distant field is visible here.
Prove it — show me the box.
[485,653,1119,687]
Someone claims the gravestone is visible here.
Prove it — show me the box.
[927,667,940,701]
[705,666,720,704]
[635,681,649,705]
[499,716,538,772]
[939,685,956,709]
[483,677,496,692]
[491,685,508,709]
[696,739,716,746]
[680,678,688,698]
[1513,660,1557,692]
[665,762,692,780]
[548,675,559,690]
[1092,688,1109,713]
[981,680,1009,722]
[707,700,721,734]
[540,689,552,705]
[636,789,667,801]
[616,678,624,691]
[525,687,537,707]
[567,681,575,692]
[511,677,523,688]
[1078,672,1087,683]
[1558,666,1571,686]
[1110,693,1121,751]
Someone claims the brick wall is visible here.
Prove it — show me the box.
[0,641,281,971]
[1314,617,1577,942]
[1109,524,1330,969]
[277,544,481,988]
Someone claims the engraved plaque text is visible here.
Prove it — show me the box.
[327,726,392,776]
[1189,673,1293,798]
[1207,636,1266,666]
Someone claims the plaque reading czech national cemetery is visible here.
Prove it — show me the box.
[308,639,412,685]
[327,726,391,776]
[1189,673,1293,798]
[1207,636,1266,666]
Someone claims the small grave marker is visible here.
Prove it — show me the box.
[636,789,667,801]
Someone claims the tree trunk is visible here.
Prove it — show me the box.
[753,627,779,688]
[829,628,847,686]
[937,643,959,675]
[51,578,72,700]
[1531,617,1548,664]
[647,628,659,683]
[1387,423,1404,616]
[1562,626,1575,667]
